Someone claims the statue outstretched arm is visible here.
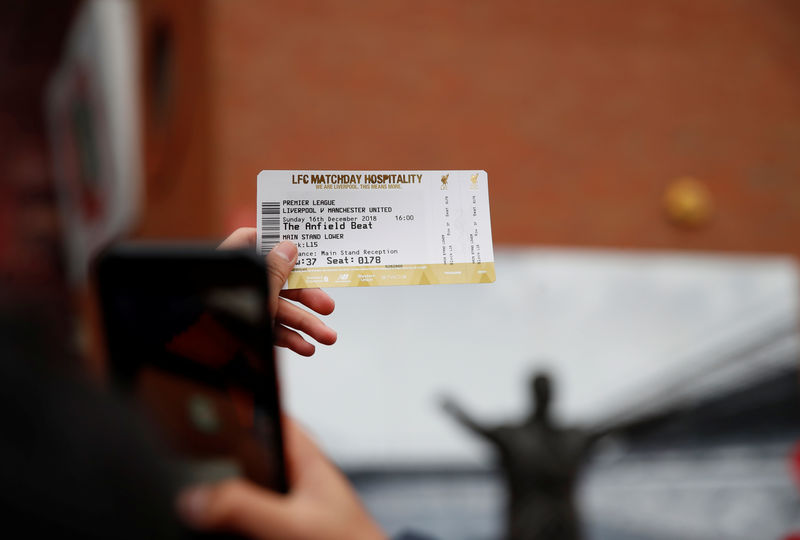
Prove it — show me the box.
[440,396,499,444]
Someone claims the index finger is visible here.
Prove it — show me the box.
[279,288,335,316]
[218,227,257,250]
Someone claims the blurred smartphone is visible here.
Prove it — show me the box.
[96,244,288,494]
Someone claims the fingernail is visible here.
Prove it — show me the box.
[177,486,211,528]
[273,241,297,262]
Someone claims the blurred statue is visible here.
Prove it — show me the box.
[441,372,597,540]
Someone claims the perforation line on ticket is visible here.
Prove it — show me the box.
[257,170,495,288]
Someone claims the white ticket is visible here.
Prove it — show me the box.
[257,170,495,288]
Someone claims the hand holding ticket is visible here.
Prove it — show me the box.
[257,170,495,288]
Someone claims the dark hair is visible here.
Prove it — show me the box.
[0,310,182,539]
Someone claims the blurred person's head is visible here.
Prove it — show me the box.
[529,371,553,422]
[0,306,181,539]
[0,9,184,535]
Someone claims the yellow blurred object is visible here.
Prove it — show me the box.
[663,177,714,229]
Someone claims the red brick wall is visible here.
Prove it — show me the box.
[0,1,78,287]
[140,0,800,257]
[137,0,218,238]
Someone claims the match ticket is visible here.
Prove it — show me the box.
[257,170,495,288]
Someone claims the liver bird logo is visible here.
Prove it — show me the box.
[441,174,449,190]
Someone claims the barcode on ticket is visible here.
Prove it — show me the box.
[260,201,280,254]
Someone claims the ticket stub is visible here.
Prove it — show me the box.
[257,170,495,288]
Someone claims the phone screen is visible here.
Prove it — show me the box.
[98,249,287,493]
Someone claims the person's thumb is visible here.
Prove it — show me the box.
[266,241,298,317]
[177,480,299,540]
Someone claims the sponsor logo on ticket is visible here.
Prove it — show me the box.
[257,170,495,288]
